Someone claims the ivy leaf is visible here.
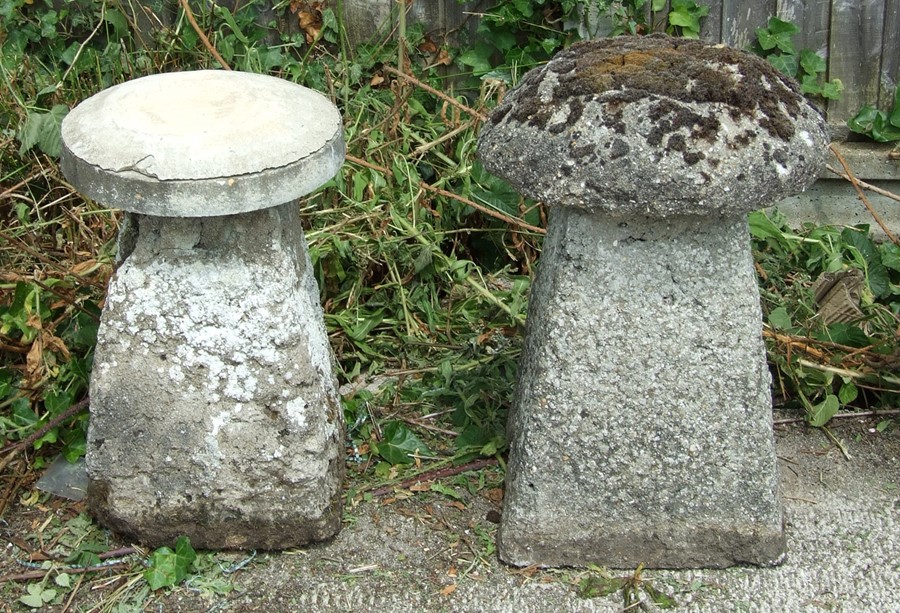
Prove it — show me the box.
[144,536,197,590]
[799,49,826,75]
[756,18,798,54]
[19,583,57,608]
[767,53,799,77]
[372,421,432,465]
[820,79,843,101]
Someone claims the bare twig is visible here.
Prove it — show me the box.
[345,154,546,235]
[825,164,900,204]
[370,457,498,496]
[178,0,231,71]
[829,144,899,245]
[382,65,487,121]
[773,409,900,425]
[0,397,90,473]
[1,562,132,583]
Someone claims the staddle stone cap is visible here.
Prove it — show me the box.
[477,35,828,218]
[61,70,344,217]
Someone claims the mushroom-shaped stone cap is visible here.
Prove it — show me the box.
[477,35,828,218]
[61,70,344,217]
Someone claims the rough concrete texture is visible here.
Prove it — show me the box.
[498,210,784,568]
[478,35,828,218]
[87,202,345,549]
[477,35,829,569]
[61,70,344,217]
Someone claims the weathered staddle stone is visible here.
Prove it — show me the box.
[478,35,828,568]
[61,71,346,549]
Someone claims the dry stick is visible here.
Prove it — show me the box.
[178,0,231,71]
[371,457,498,497]
[0,397,90,473]
[344,154,546,235]
[825,164,900,204]
[0,562,132,583]
[829,144,900,246]
[0,171,44,201]
[382,65,487,121]
[773,408,900,426]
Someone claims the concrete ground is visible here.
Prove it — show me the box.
[3,416,898,612]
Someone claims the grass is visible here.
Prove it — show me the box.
[1,0,899,608]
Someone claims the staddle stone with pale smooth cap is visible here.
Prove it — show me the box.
[61,70,346,549]
[478,35,828,569]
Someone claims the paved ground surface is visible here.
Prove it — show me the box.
[2,416,898,612]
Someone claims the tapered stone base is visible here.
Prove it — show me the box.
[500,209,785,568]
[87,203,344,549]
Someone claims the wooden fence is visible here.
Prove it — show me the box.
[335,0,899,125]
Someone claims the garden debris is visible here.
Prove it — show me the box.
[812,269,864,325]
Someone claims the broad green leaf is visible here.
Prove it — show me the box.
[838,381,858,405]
[767,53,799,77]
[891,84,900,128]
[103,8,129,38]
[767,306,793,331]
[144,536,197,590]
[372,421,432,465]
[19,583,56,608]
[766,16,800,36]
[820,79,843,100]
[816,324,870,348]
[880,242,900,272]
[808,394,839,427]
[799,49,825,75]
[848,105,880,135]
[651,0,667,11]
[841,228,890,297]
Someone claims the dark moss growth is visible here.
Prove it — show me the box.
[489,34,809,146]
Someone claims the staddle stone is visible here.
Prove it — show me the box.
[478,35,828,568]
[61,71,346,549]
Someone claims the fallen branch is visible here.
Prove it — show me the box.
[829,144,899,245]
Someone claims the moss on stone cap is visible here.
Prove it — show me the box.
[478,35,828,218]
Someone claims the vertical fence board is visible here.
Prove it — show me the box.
[776,0,830,57]
[700,0,724,42]
[828,0,886,122]
[721,0,776,49]
[881,1,900,109]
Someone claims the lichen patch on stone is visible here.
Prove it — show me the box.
[492,34,808,145]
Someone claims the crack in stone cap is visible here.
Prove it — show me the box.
[61,70,345,217]
[477,34,829,219]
